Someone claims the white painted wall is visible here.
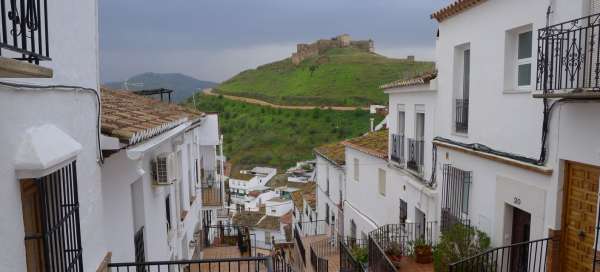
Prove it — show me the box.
[315,155,345,236]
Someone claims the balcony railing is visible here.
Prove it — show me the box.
[537,12,600,93]
[390,133,405,164]
[0,0,51,63]
[441,164,472,232]
[448,237,551,272]
[455,99,469,133]
[108,256,274,272]
[339,239,367,272]
[198,224,251,254]
[368,222,438,272]
[407,138,424,174]
[201,181,223,206]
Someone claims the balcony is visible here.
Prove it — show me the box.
[535,12,600,98]
[108,256,286,272]
[368,222,437,272]
[0,0,52,77]
[455,99,469,133]
[407,138,424,175]
[391,133,405,164]
[201,172,223,206]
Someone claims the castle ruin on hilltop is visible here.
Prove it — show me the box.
[291,34,374,65]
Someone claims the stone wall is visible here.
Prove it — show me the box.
[291,34,374,65]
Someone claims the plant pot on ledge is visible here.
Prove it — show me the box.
[414,245,433,264]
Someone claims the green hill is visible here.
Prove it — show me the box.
[104,72,218,103]
[216,47,434,106]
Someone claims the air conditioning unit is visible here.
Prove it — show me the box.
[151,153,175,185]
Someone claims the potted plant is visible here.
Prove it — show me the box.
[413,238,433,264]
[385,241,403,268]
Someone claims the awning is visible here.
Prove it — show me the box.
[15,124,82,179]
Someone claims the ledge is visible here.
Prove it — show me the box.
[0,57,52,78]
[533,91,600,99]
[433,140,553,176]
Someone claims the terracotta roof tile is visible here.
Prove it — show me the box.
[343,129,388,160]
[431,0,486,22]
[380,71,437,89]
[314,142,345,166]
[256,216,281,230]
[232,211,264,227]
[101,87,203,145]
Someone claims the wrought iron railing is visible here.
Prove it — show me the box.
[108,256,275,272]
[296,220,329,237]
[455,99,469,133]
[537,12,600,92]
[200,224,251,254]
[310,245,329,272]
[0,0,50,63]
[448,237,551,272]
[201,181,223,206]
[368,234,397,272]
[407,138,424,174]
[339,239,367,272]
[441,164,472,232]
[294,226,306,265]
[391,133,405,164]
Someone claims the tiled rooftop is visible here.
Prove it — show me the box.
[343,129,389,160]
[101,87,202,145]
[380,71,437,89]
[431,0,486,22]
[314,142,346,166]
[255,216,280,230]
[232,211,264,227]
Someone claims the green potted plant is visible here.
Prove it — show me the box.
[433,224,491,272]
[412,238,433,264]
[385,241,403,268]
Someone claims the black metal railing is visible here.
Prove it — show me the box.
[391,133,405,164]
[441,164,472,232]
[537,12,600,92]
[202,181,223,206]
[449,237,551,272]
[273,253,295,272]
[200,224,251,255]
[368,235,397,272]
[407,138,424,174]
[296,220,329,237]
[455,99,469,133]
[310,245,328,272]
[339,239,367,272]
[294,226,306,265]
[109,257,274,272]
[369,222,437,256]
[0,0,50,63]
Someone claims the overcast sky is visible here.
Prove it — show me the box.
[99,0,451,83]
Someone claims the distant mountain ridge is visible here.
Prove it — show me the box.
[104,72,218,103]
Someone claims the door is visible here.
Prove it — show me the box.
[510,207,531,272]
[415,208,426,239]
[561,161,600,272]
[21,180,44,272]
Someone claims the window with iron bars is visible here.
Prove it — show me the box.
[20,161,84,272]
[441,164,472,232]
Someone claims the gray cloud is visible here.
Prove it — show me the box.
[100,0,451,83]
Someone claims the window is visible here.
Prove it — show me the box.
[399,198,408,224]
[397,108,405,136]
[441,164,472,232]
[326,166,330,196]
[325,203,330,224]
[20,162,84,272]
[454,45,470,133]
[165,195,172,231]
[462,49,470,98]
[517,31,533,87]
[265,231,272,244]
[378,168,386,196]
[353,158,359,181]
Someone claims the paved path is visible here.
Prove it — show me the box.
[203,88,369,111]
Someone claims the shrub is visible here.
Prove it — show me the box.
[351,246,369,264]
[433,224,491,272]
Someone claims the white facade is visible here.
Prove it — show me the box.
[102,115,223,262]
[0,0,107,271]
[315,155,345,236]
[229,167,277,202]
[264,198,294,217]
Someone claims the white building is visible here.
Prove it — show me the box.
[0,0,110,271]
[100,88,224,263]
[229,166,277,206]
[314,142,346,237]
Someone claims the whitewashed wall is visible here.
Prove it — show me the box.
[315,155,345,236]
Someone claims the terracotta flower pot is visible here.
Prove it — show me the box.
[415,246,433,264]
[387,254,403,268]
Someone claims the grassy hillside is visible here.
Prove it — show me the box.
[187,93,383,173]
[217,47,434,106]
[105,72,218,102]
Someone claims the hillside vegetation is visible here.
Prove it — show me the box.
[217,47,434,106]
[187,93,382,173]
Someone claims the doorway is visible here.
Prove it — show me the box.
[415,208,426,239]
[510,207,531,272]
